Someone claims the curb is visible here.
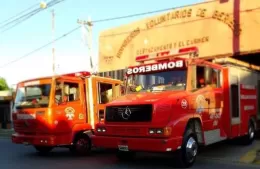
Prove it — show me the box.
[0,136,11,140]
[0,129,14,140]
[254,150,260,164]
[240,148,260,165]
[240,148,258,164]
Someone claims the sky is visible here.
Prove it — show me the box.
[0,0,204,87]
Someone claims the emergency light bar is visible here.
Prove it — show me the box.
[62,71,91,77]
[136,46,198,63]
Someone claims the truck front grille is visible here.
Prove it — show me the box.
[105,104,153,122]
[13,120,38,133]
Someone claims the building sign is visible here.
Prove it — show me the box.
[126,60,185,75]
[99,0,260,72]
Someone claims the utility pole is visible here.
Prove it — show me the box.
[77,17,94,74]
[52,9,56,76]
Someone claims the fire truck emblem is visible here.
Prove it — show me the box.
[196,95,205,113]
[121,106,132,120]
[65,107,75,120]
[181,99,188,109]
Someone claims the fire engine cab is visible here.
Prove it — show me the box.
[12,71,122,155]
[92,47,260,168]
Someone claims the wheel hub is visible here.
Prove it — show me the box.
[186,137,198,162]
[249,126,254,139]
[76,139,89,151]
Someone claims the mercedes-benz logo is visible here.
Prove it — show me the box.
[24,120,29,127]
[121,106,132,120]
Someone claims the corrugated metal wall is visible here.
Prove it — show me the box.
[97,69,126,81]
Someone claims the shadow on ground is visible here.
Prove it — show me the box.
[18,138,259,168]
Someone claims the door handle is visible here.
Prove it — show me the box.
[205,98,210,104]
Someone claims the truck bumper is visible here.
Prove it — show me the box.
[11,133,60,146]
[91,135,183,152]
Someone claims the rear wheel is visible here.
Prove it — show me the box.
[70,133,91,156]
[34,146,53,155]
[241,121,255,145]
[175,128,198,168]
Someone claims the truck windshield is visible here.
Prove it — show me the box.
[126,70,187,93]
[14,84,51,109]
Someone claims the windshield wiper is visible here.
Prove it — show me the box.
[150,89,166,92]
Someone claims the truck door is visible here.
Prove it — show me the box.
[190,65,210,130]
[190,65,225,145]
[206,68,223,130]
[53,79,85,132]
[91,78,121,124]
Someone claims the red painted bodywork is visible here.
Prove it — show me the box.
[11,73,92,146]
[92,58,259,153]
[11,71,122,147]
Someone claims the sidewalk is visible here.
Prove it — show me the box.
[0,128,14,139]
[239,131,260,165]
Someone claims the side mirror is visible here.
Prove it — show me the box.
[204,66,212,85]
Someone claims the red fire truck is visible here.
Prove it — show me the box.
[91,47,260,167]
[11,71,122,155]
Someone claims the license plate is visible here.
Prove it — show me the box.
[118,145,129,151]
[23,142,29,145]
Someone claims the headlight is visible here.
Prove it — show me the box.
[148,127,172,136]
[96,127,106,132]
[149,129,156,134]
[156,129,163,134]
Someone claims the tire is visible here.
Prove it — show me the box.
[175,128,198,168]
[34,146,53,155]
[116,151,136,161]
[241,121,255,145]
[70,133,91,156]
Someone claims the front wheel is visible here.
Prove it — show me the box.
[241,121,255,145]
[175,129,198,168]
[70,134,91,156]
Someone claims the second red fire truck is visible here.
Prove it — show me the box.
[92,47,260,168]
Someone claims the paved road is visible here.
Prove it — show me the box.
[0,138,259,169]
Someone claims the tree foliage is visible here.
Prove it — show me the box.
[0,77,9,91]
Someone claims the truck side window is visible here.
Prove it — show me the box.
[212,69,221,88]
[196,66,221,89]
[98,83,113,104]
[196,66,205,88]
[55,82,63,103]
[63,82,80,102]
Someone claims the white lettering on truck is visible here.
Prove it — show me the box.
[127,60,184,75]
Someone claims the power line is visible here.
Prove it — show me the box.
[0,26,80,69]
[92,7,176,23]
[0,3,39,25]
[1,4,260,69]
[1,1,51,29]
[0,0,66,33]
[1,8,43,33]
[0,5,179,69]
